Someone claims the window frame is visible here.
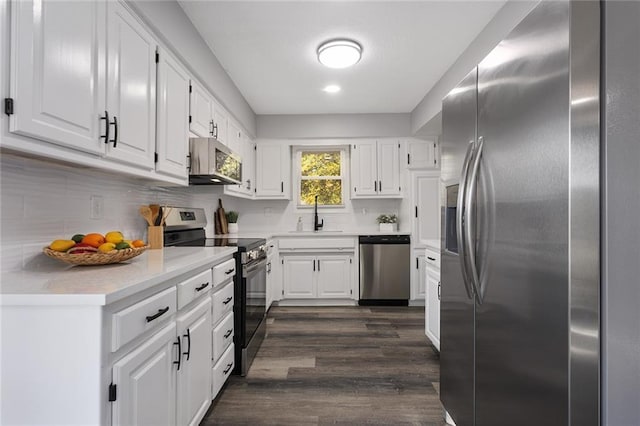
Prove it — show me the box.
[293,146,349,210]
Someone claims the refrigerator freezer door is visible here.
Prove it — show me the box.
[440,68,477,426]
[475,3,570,425]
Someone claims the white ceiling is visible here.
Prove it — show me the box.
[179,1,505,115]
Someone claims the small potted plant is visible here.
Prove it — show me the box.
[376,214,398,232]
[226,211,239,234]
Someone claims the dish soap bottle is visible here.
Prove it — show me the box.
[296,217,303,231]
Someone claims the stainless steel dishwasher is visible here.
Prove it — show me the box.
[359,235,411,305]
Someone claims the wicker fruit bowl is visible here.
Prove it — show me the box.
[43,246,148,266]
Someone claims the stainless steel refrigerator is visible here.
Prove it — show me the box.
[440,2,600,426]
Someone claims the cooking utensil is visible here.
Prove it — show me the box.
[160,207,173,226]
[149,204,160,226]
[139,206,154,226]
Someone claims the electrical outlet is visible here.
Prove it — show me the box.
[362,208,368,215]
[90,195,103,220]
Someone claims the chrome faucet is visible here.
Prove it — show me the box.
[314,195,324,231]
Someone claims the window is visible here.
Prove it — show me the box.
[296,148,346,207]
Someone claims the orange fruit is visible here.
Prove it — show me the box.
[131,239,146,248]
[82,233,105,248]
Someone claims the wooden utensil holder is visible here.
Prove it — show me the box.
[148,226,164,249]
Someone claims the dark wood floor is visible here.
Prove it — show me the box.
[202,306,445,425]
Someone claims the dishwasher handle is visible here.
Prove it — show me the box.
[358,235,410,244]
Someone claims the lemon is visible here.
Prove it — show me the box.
[98,242,116,253]
[50,240,76,252]
[105,231,124,244]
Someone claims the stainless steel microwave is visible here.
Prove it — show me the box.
[188,138,242,185]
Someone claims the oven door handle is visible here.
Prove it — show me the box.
[244,258,267,275]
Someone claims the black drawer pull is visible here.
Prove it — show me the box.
[183,329,191,361]
[225,268,235,275]
[224,329,233,338]
[223,363,233,374]
[427,257,436,261]
[222,297,233,305]
[146,306,170,322]
[195,282,209,292]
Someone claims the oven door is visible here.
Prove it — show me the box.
[242,257,267,346]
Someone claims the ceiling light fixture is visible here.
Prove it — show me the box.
[317,39,362,69]
[323,85,341,93]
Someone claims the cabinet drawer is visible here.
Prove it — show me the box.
[212,312,234,362]
[212,281,234,324]
[425,247,440,271]
[212,343,235,399]
[213,258,236,288]
[111,286,177,352]
[279,237,355,250]
[177,269,213,309]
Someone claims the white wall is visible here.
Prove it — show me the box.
[410,1,537,135]
[257,114,411,139]
[129,0,257,136]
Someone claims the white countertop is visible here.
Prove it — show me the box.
[214,230,411,240]
[0,247,237,306]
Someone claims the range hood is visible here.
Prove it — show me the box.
[189,138,242,185]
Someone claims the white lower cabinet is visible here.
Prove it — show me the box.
[425,247,441,351]
[176,297,213,426]
[112,322,177,426]
[411,251,427,302]
[282,254,353,300]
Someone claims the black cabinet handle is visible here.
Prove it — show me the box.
[415,206,418,218]
[195,282,209,292]
[317,259,320,271]
[146,306,169,322]
[427,257,436,261]
[313,259,315,271]
[416,257,419,269]
[223,297,233,305]
[225,268,235,275]
[100,111,110,143]
[281,182,284,193]
[173,337,182,371]
[374,180,377,192]
[183,329,191,361]
[379,181,382,191]
[224,329,233,338]
[110,116,118,148]
[407,153,411,165]
[438,282,441,300]
[223,363,233,374]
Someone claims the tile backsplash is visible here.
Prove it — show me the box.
[1,153,407,272]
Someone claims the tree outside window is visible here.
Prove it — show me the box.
[298,150,345,206]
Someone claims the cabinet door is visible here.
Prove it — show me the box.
[176,297,213,426]
[255,142,290,199]
[412,173,440,247]
[407,138,438,169]
[316,255,352,298]
[425,269,440,351]
[350,141,377,196]
[112,322,177,426]
[213,102,228,144]
[243,138,256,195]
[189,80,213,137]
[226,120,242,154]
[156,48,190,179]
[105,1,156,169]
[282,256,315,298]
[377,140,401,195]
[9,0,106,155]
[412,254,427,301]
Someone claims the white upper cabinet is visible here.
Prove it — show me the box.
[224,128,255,199]
[227,120,242,154]
[407,138,439,169]
[213,102,228,145]
[9,0,106,155]
[189,80,214,138]
[412,172,441,248]
[156,47,190,179]
[351,140,401,198]
[105,0,156,169]
[255,142,291,199]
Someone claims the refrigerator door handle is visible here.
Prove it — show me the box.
[465,135,484,304]
[456,140,476,299]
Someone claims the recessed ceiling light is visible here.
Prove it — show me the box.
[317,39,362,69]
[323,85,341,93]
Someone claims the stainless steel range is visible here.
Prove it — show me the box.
[163,207,267,376]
